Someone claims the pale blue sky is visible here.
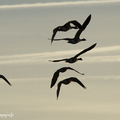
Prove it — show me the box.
[0,0,120,120]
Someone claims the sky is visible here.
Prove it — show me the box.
[0,0,120,120]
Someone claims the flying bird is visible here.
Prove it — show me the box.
[51,28,86,44]
[51,20,79,43]
[50,67,84,88]
[0,75,12,86]
[57,77,86,99]
[51,14,91,44]
[49,43,97,63]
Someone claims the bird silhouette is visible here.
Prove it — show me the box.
[51,29,86,44]
[0,75,12,86]
[51,14,91,44]
[51,20,79,43]
[49,43,97,63]
[50,67,84,88]
[57,77,86,99]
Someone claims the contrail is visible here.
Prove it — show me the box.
[0,45,119,65]
[0,0,120,9]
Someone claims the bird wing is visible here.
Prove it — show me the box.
[49,59,67,62]
[51,38,72,41]
[66,67,84,75]
[69,20,82,28]
[63,21,71,27]
[0,75,12,86]
[50,70,60,88]
[74,43,97,58]
[57,81,63,99]
[82,14,91,30]
[74,29,83,39]
[51,27,59,43]
[71,77,86,89]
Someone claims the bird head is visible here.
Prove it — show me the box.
[81,38,86,41]
[77,58,83,61]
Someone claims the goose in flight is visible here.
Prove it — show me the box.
[51,20,79,43]
[49,43,97,63]
[50,67,84,88]
[51,14,91,44]
[57,77,86,99]
[0,75,12,86]
[51,28,86,44]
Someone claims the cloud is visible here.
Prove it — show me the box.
[0,45,119,65]
[91,45,120,53]
[10,75,120,82]
[0,0,120,9]
[83,55,120,63]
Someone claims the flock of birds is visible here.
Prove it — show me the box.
[49,14,97,99]
[0,14,97,100]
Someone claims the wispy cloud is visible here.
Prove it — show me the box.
[78,75,120,81]
[0,0,120,9]
[10,75,120,82]
[0,45,119,65]
[83,55,120,63]
[90,45,120,53]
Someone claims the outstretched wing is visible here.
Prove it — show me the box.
[82,14,91,30]
[0,75,12,86]
[71,77,86,89]
[51,38,72,41]
[63,21,71,27]
[51,27,59,43]
[69,20,82,28]
[74,29,83,39]
[57,81,63,99]
[66,67,84,75]
[49,59,67,62]
[50,70,60,88]
[74,43,97,58]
